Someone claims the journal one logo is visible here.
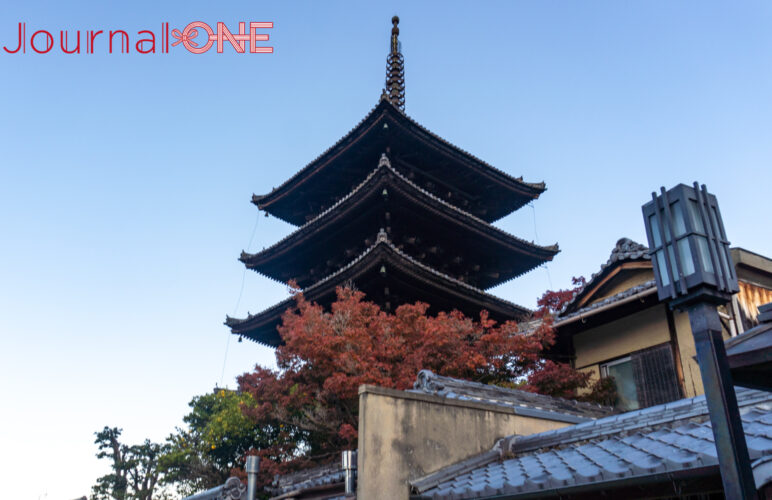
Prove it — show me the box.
[2,21,274,54]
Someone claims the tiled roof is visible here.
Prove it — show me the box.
[253,100,384,208]
[411,388,772,499]
[269,461,349,500]
[183,477,246,500]
[411,370,614,423]
[727,302,772,357]
[556,280,657,324]
[227,230,532,336]
[560,238,651,315]
[241,154,558,279]
[253,98,544,212]
[603,237,649,266]
[726,302,772,391]
[385,98,545,192]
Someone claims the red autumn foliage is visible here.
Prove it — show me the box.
[534,276,586,319]
[238,288,551,452]
[524,359,592,398]
[523,359,617,405]
[237,277,609,478]
[523,276,615,404]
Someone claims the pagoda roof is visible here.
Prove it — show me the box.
[226,230,531,347]
[241,155,558,289]
[253,97,546,225]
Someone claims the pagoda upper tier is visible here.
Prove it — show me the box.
[227,17,557,348]
[241,155,558,290]
[227,230,532,347]
[253,97,546,226]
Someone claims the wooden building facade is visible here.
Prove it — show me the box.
[554,239,772,410]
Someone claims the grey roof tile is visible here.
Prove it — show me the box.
[183,477,246,500]
[254,98,545,219]
[243,155,557,279]
[229,229,533,333]
[556,280,656,323]
[559,238,651,315]
[269,461,348,499]
[411,389,772,499]
[410,370,614,422]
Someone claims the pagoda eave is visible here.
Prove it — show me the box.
[251,99,545,225]
[241,158,558,289]
[228,18,560,349]
[228,232,531,347]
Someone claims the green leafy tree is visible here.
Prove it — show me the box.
[160,389,299,497]
[91,427,166,500]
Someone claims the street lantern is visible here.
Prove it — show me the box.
[642,182,756,500]
[642,183,738,306]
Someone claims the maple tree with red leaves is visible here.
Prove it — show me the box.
[237,277,611,480]
[533,276,587,319]
[522,276,616,402]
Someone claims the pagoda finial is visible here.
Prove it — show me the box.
[385,16,405,111]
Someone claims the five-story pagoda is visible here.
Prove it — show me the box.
[226,17,558,347]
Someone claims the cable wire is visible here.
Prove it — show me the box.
[219,211,261,387]
[530,202,553,290]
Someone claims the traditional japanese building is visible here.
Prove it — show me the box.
[552,238,772,411]
[226,17,558,346]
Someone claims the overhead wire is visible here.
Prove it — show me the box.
[219,210,261,387]
[530,202,553,290]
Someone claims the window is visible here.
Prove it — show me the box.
[601,357,640,411]
[600,343,683,411]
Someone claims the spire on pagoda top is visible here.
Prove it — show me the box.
[385,16,405,110]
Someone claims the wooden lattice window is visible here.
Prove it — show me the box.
[601,343,682,410]
[631,343,683,408]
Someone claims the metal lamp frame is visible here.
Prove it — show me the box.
[641,182,756,499]
[642,182,738,308]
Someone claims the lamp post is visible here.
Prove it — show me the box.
[245,455,260,500]
[342,450,357,496]
[642,182,756,500]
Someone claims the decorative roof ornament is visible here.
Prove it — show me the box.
[378,152,391,168]
[608,237,650,265]
[385,16,405,110]
[558,237,651,316]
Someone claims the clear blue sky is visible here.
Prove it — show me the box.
[1,1,771,498]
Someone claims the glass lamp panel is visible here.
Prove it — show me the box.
[655,250,670,286]
[695,236,714,273]
[688,199,706,233]
[676,238,696,277]
[670,200,687,237]
[667,245,678,280]
[648,214,662,247]
[667,245,679,283]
